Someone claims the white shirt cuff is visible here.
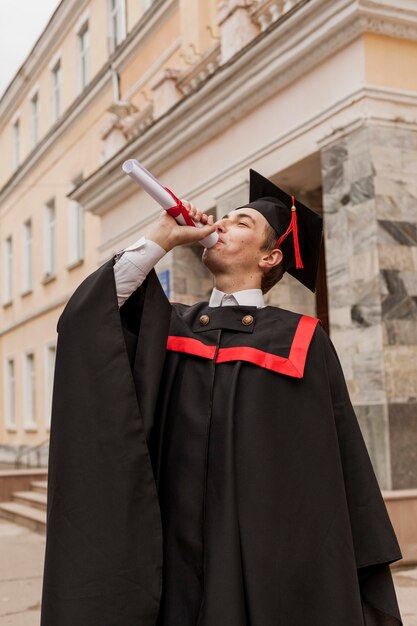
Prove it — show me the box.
[113,236,167,307]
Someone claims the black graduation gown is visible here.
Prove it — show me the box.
[40,257,403,626]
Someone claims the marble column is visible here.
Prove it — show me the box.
[321,123,417,490]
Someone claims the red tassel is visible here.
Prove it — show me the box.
[291,196,304,269]
[274,195,304,269]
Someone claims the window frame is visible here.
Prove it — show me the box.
[22,218,33,294]
[43,199,56,279]
[77,21,90,93]
[3,236,13,305]
[4,356,17,432]
[30,91,39,147]
[23,350,37,431]
[44,341,57,431]
[51,60,62,122]
[108,0,126,52]
[12,117,20,169]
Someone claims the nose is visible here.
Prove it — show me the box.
[215,218,226,233]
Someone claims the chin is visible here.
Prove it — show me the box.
[201,246,222,273]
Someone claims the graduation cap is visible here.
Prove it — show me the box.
[234,169,323,293]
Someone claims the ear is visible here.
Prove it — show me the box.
[258,247,283,272]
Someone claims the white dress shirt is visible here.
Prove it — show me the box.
[113,236,266,308]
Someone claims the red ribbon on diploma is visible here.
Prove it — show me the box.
[164,186,195,227]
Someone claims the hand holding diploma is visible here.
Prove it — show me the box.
[122,159,218,249]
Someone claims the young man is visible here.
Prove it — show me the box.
[41,170,403,625]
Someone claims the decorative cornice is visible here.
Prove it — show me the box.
[2,0,417,212]
[74,82,417,228]
[176,44,221,96]
[317,86,417,148]
[0,0,175,120]
[70,0,417,216]
[0,0,178,207]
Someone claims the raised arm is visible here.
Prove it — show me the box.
[114,200,216,307]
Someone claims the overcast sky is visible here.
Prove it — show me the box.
[0,1,61,99]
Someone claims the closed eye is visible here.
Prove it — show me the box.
[238,221,250,227]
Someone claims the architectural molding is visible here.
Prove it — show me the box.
[69,0,417,215]
[86,84,417,236]
[2,0,417,208]
[0,295,69,336]
[0,0,176,125]
[0,0,86,120]
[0,1,179,206]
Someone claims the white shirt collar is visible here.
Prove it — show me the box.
[209,287,265,308]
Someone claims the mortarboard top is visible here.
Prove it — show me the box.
[233,168,323,293]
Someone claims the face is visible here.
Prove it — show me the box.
[202,208,282,281]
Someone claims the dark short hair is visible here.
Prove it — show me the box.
[260,223,284,294]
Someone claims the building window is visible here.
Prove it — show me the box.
[78,22,90,92]
[12,118,20,169]
[44,200,56,278]
[51,60,62,121]
[3,236,13,304]
[68,200,84,265]
[24,352,36,430]
[22,219,33,293]
[45,344,56,430]
[4,358,16,431]
[109,0,126,52]
[30,92,39,146]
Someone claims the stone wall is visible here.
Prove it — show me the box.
[321,122,417,489]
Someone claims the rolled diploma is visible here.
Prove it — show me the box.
[122,159,218,248]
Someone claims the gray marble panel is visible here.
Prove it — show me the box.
[378,220,417,246]
[374,179,417,222]
[401,148,417,175]
[351,302,381,327]
[346,126,370,158]
[347,200,377,255]
[352,277,381,307]
[354,404,390,490]
[346,152,374,182]
[349,175,375,206]
[381,270,408,297]
[369,126,417,150]
[382,294,417,320]
[381,270,417,320]
[321,142,348,171]
[352,351,386,404]
[172,243,213,301]
[384,320,417,346]
[401,270,417,296]
[389,402,417,489]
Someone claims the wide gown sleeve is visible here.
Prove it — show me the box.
[321,327,403,625]
[40,258,171,626]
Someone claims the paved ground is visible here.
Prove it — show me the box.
[0,519,416,625]
[0,521,45,625]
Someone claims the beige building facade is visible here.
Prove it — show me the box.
[0,0,416,505]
